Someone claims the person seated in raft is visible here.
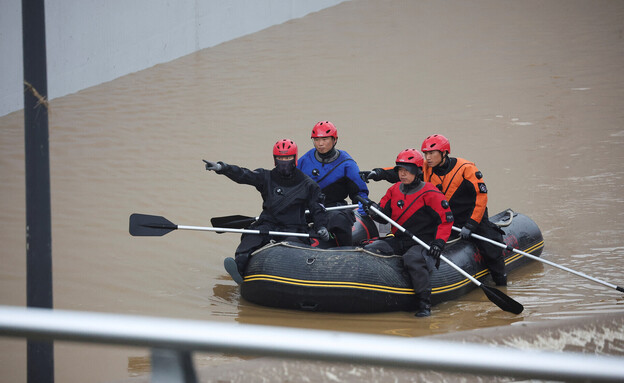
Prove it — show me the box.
[204,139,330,285]
[363,149,453,317]
[297,121,369,246]
[361,134,507,286]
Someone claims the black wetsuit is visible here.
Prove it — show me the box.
[216,162,328,273]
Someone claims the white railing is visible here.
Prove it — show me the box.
[1,305,623,382]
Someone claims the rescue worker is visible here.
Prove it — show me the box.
[297,121,369,246]
[360,135,507,286]
[362,149,453,317]
[204,138,329,285]
[421,134,507,285]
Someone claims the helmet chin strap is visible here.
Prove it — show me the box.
[433,153,449,170]
[440,154,451,169]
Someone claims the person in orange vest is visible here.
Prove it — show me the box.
[420,134,506,285]
[362,149,453,317]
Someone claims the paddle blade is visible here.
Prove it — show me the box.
[210,215,256,230]
[129,213,177,236]
[481,285,524,314]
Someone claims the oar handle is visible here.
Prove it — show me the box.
[327,204,359,211]
[452,226,624,292]
[245,204,361,224]
[178,225,311,238]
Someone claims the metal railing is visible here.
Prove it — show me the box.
[1,305,623,382]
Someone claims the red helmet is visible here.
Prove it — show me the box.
[395,148,424,167]
[273,138,298,159]
[421,134,451,154]
[311,121,338,139]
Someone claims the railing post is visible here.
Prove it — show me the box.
[151,348,197,383]
[22,0,54,382]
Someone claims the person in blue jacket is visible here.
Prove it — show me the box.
[297,121,369,246]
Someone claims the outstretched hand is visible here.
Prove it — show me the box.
[367,168,385,182]
[203,160,222,172]
[359,169,385,183]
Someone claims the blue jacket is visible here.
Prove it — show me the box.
[297,149,369,212]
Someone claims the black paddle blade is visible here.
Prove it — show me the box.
[129,213,177,237]
[481,285,524,314]
[210,215,256,230]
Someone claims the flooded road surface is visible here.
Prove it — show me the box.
[1,0,623,381]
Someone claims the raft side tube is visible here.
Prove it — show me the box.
[240,210,543,313]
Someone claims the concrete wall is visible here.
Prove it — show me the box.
[1,0,347,117]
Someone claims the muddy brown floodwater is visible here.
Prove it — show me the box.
[1,0,623,382]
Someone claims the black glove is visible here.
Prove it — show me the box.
[428,239,445,269]
[362,201,380,217]
[459,226,472,240]
[359,171,371,183]
[203,160,222,172]
[354,196,379,218]
[316,227,330,242]
[367,168,385,182]
[459,222,477,240]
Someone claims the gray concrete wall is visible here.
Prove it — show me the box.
[1,0,347,117]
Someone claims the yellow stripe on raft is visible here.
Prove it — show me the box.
[243,241,545,296]
[244,274,415,294]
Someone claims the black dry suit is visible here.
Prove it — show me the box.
[216,162,328,273]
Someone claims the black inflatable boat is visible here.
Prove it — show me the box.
[240,209,543,313]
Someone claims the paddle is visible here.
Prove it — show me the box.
[210,204,360,229]
[452,226,624,294]
[210,215,257,230]
[354,196,524,315]
[129,213,313,238]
